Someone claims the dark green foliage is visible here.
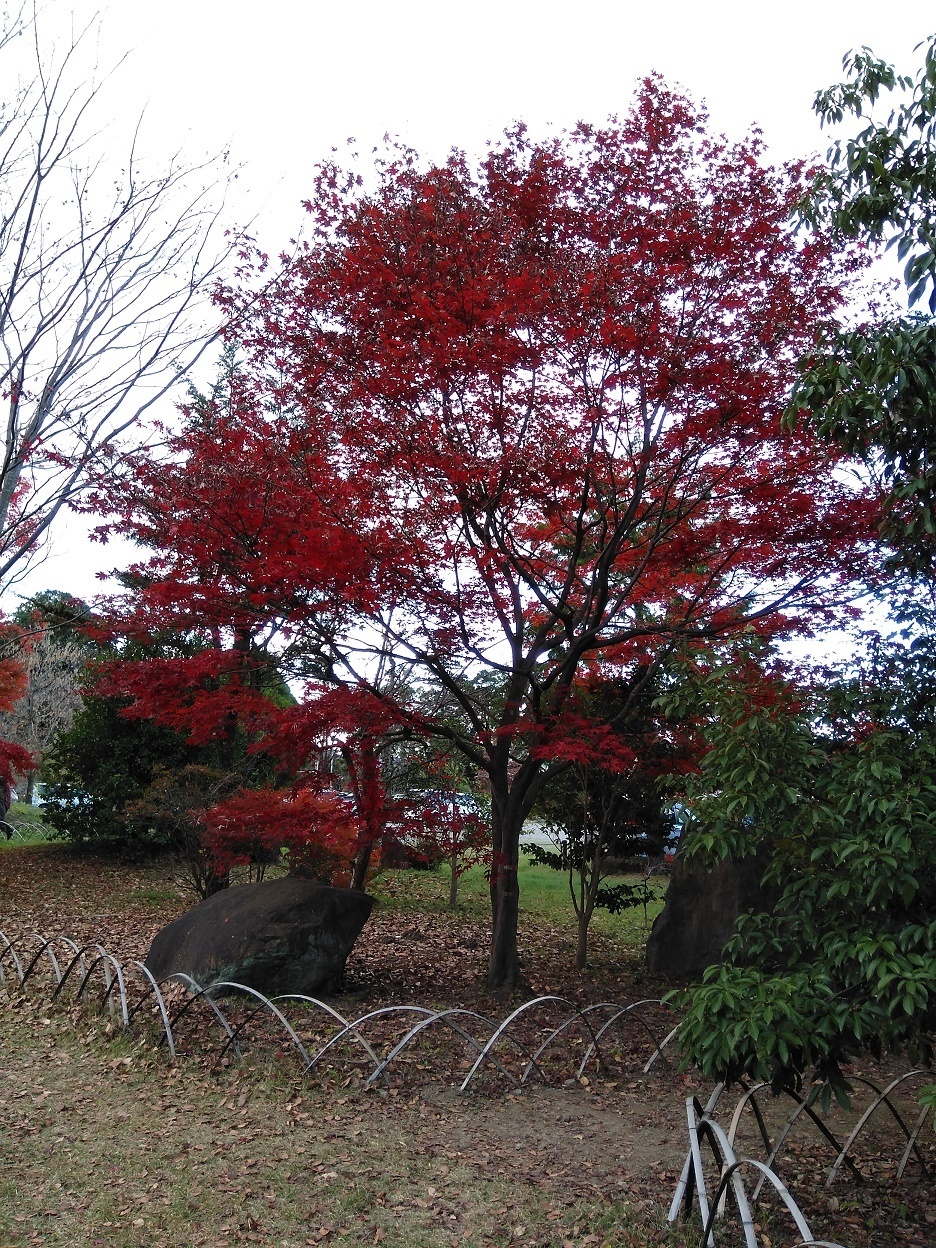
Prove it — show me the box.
[34,564,293,858]
[789,317,936,575]
[124,764,244,895]
[41,696,200,851]
[718,36,936,1096]
[34,600,220,853]
[736,36,936,1098]
[670,650,936,1098]
[12,590,92,637]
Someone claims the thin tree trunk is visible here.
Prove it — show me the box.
[575,912,590,971]
[350,844,372,891]
[574,834,604,971]
[449,850,459,909]
[202,867,230,897]
[345,736,381,892]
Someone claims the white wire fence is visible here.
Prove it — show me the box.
[668,1076,934,1247]
[0,928,676,1091]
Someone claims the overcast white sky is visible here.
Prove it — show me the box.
[10,0,936,606]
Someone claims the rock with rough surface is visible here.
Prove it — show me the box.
[144,878,374,995]
[645,847,778,977]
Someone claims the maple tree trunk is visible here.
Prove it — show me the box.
[486,802,530,993]
[202,866,230,898]
[350,844,372,891]
[346,738,380,893]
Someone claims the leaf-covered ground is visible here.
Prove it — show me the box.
[1,846,935,1248]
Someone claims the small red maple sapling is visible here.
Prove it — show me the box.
[204,785,360,885]
[399,751,491,909]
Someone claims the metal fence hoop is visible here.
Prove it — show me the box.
[670,1085,726,1225]
[89,945,130,1026]
[270,994,386,1083]
[726,1082,772,1158]
[827,1070,931,1186]
[702,1153,816,1248]
[20,934,65,986]
[573,999,668,1079]
[199,981,313,1068]
[643,1021,681,1073]
[305,1005,440,1076]
[750,1088,857,1202]
[897,1103,932,1181]
[370,1008,527,1091]
[459,996,600,1094]
[50,947,90,1002]
[71,951,130,1027]
[127,962,177,1058]
[159,973,244,1061]
[0,931,27,983]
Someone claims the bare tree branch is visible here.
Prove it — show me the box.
[0,4,235,589]
[0,628,84,791]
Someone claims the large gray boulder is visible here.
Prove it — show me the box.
[145,878,374,995]
[645,847,778,977]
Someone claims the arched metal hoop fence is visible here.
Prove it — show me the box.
[669,1077,935,1248]
[0,929,676,1091]
[5,928,932,1247]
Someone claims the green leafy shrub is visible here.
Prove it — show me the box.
[42,696,198,851]
[669,650,936,1099]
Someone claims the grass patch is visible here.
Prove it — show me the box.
[122,885,186,907]
[370,858,666,954]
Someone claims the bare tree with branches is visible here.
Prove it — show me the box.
[0,624,85,799]
[0,5,233,588]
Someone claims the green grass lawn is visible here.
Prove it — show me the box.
[369,855,655,918]
[371,857,666,948]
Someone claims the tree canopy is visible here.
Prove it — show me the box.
[97,79,876,989]
[789,34,936,577]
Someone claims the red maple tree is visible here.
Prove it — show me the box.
[88,375,423,888]
[203,784,361,884]
[99,80,877,989]
[0,648,33,790]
